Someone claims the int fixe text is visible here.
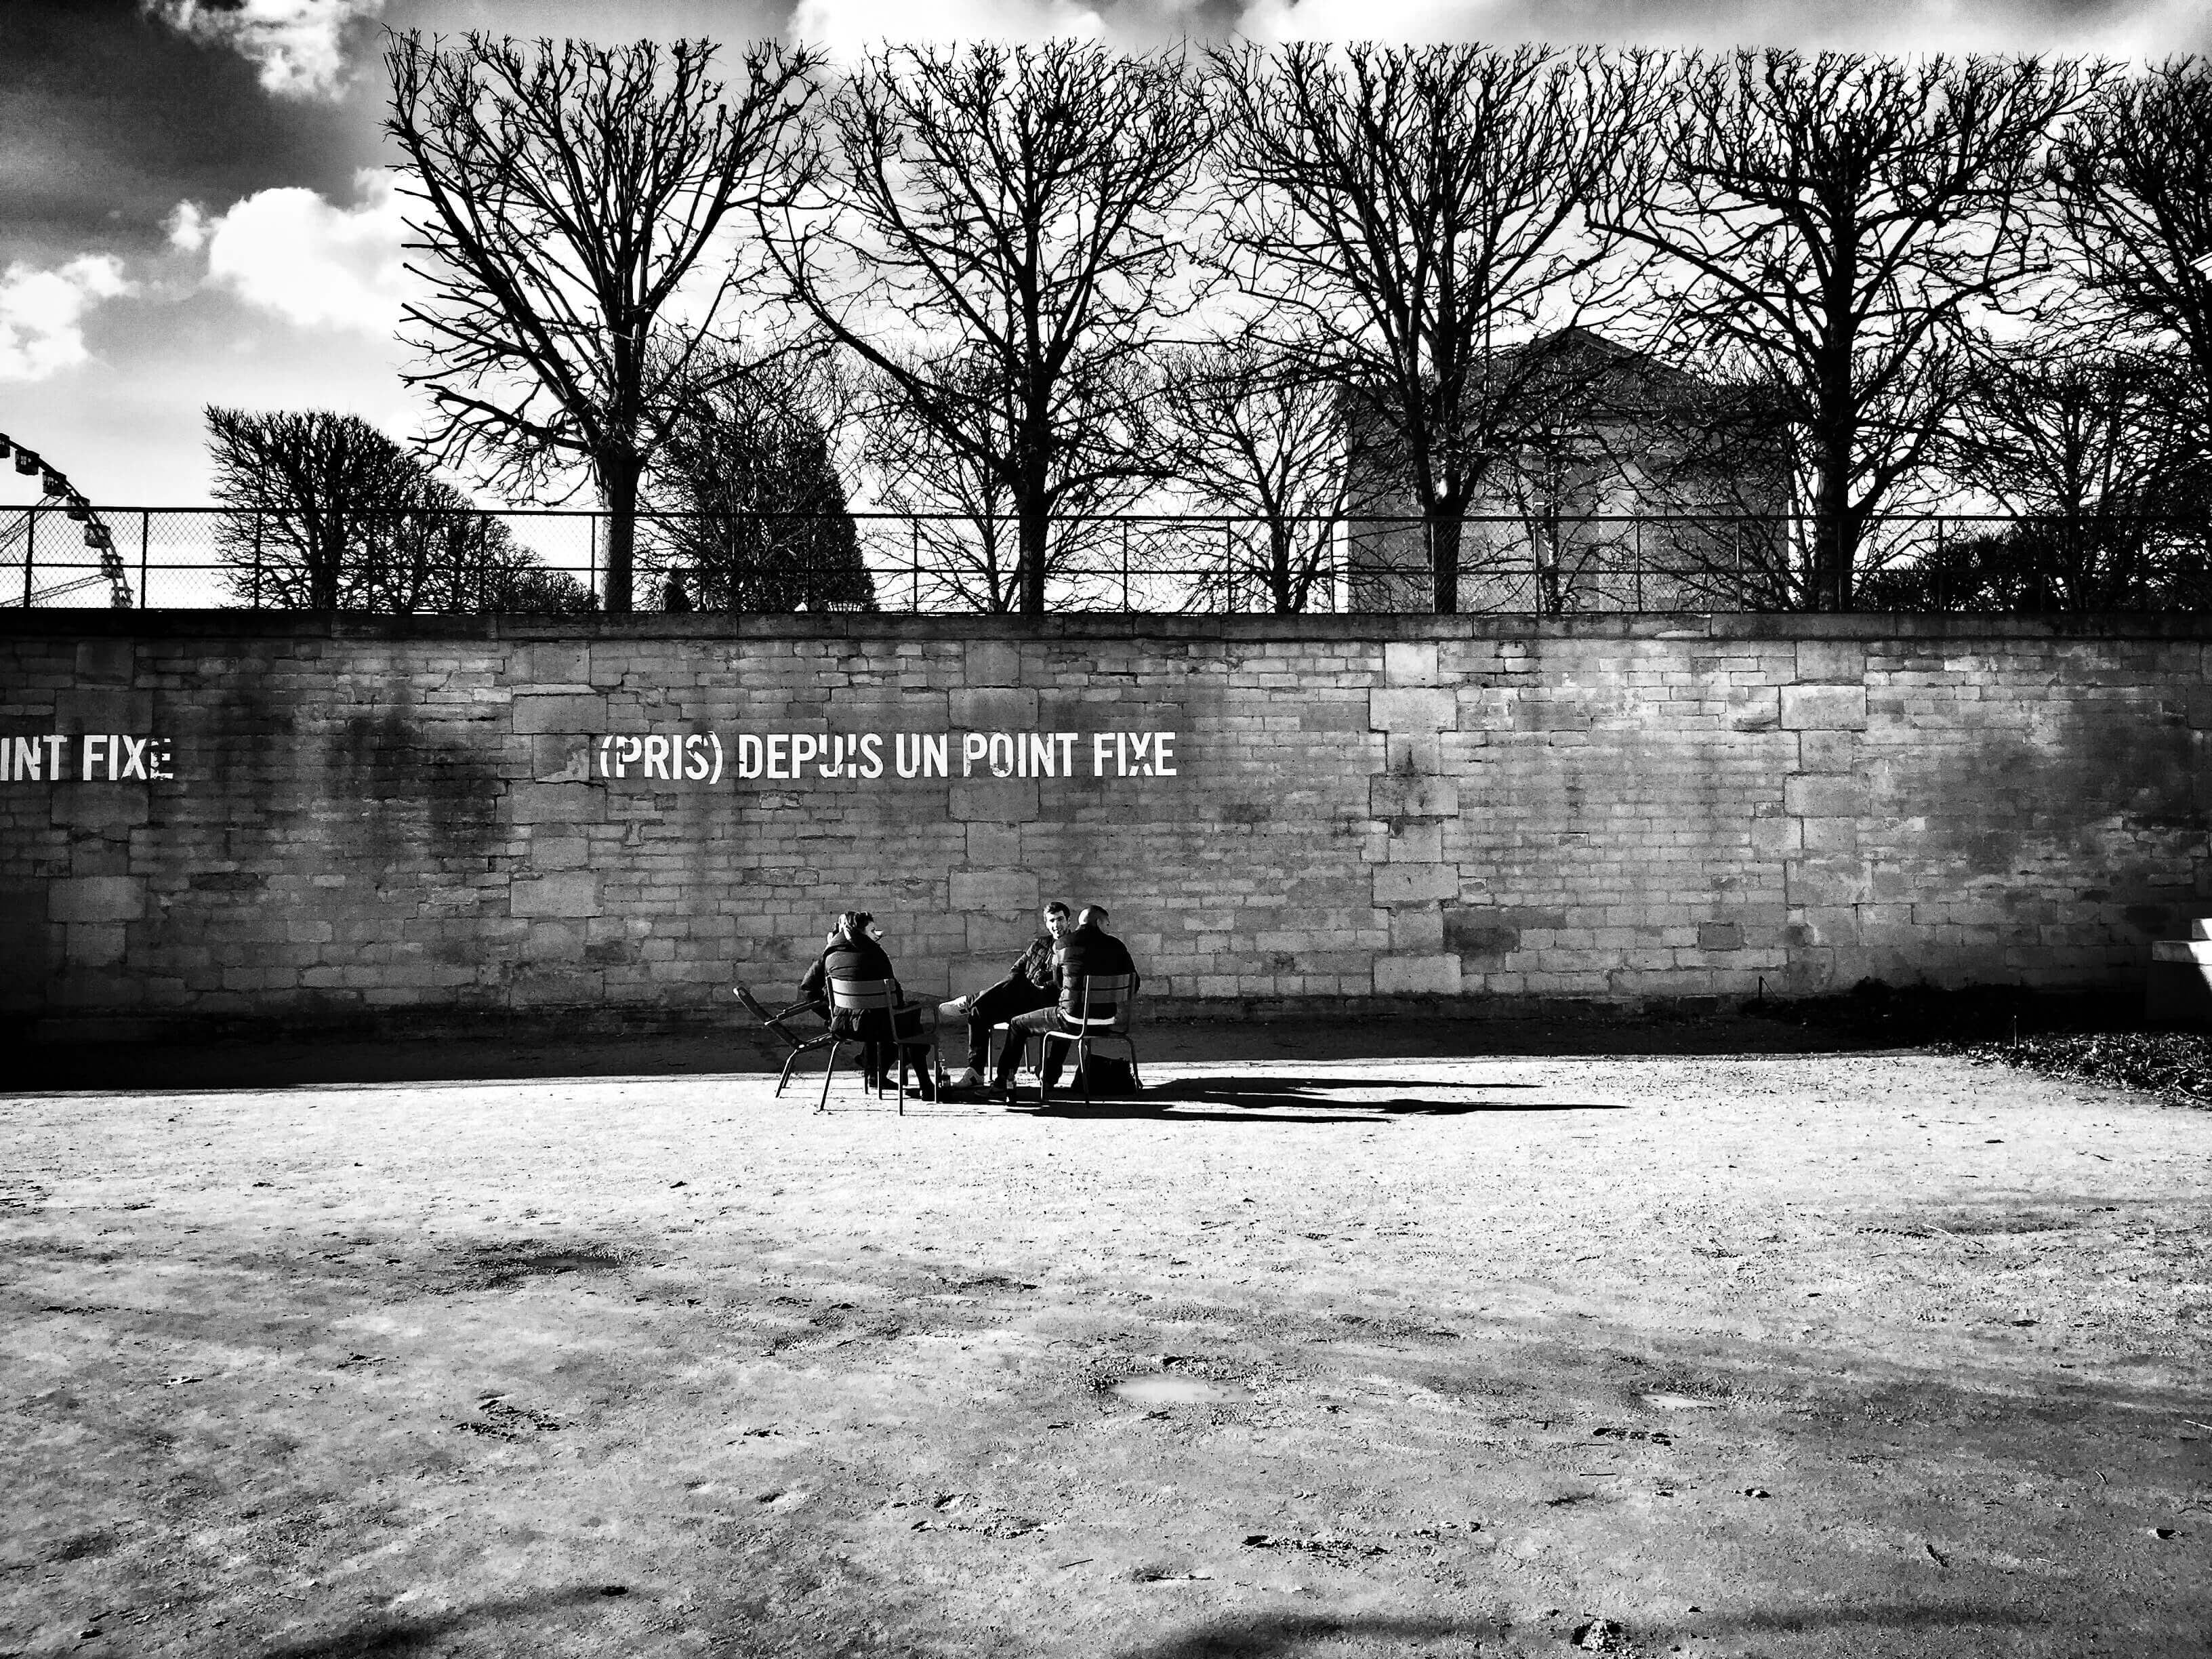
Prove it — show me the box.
[0,735,174,782]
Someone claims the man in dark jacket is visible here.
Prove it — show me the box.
[798,911,933,1097]
[1008,905,1140,1097]
[942,901,1071,1092]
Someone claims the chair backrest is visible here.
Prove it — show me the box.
[735,984,806,1050]
[1065,972,1134,1027]
[828,977,897,1014]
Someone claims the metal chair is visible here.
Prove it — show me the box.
[733,984,834,1097]
[819,978,935,1115]
[1039,972,1141,1105]
[986,1015,1044,1087]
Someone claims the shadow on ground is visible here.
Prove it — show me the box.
[248,1586,627,1658]
[999,1076,1627,1120]
[7,991,2137,1096]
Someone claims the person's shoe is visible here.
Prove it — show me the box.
[939,996,969,1018]
[951,1067,984,1090]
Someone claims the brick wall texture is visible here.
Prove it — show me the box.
[3,612,2206,1033]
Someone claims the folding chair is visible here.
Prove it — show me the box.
[819,979,935,1115]
[1038,972,1141,1106]
[733,984,834,1097]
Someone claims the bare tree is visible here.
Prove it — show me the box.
[1864,342,2206,610]
[380,483,597,615]
[207,407,428,609]
[766,42,1210,615]
[384,32,820,612]
[857,352,1150,613]
[206,407,590,613]
[2053,60,2212,468]
[1209,43,1640,615]
[1597,50,2097,610]
[1157,338,1345,613]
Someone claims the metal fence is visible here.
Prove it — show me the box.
[5,505,2208,614]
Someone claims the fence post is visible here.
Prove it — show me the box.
[1635,516,1643,612]
[1122,519,1130,613]
[138,511,150,609]
[22,508,33,607]
[588,512,598,605]
[912,518,920,613]
[251,512,264,609]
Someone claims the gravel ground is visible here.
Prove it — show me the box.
[3,1036,2209,1659]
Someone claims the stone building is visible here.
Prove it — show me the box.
[1343,327,1793,612]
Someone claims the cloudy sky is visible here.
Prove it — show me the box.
[3,0,2206,509]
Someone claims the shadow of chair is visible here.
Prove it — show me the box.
[733,984,836,1097]
[1040,972,1142,1106]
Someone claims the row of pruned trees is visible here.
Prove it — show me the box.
[367,35,2211,614]
[206,409,595,613]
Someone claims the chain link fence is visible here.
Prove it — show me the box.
[5,506,2208,614]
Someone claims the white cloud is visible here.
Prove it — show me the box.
[1227,0,2212,52]
[165,202,209,255]
[141,0,385,100]
[0,257,134,383]
[791,0,1107,54]
[185,170,410,336]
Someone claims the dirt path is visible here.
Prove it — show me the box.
[3,1047,2208,1658]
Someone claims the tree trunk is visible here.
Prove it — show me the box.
[1429,510,1462,615]
[1271,521,1295,613]
[1811,461,1853,613]
[1017,480,1050,617]
[600,452,643,614]
[1017,510,1047,615]
[310,512,342,610]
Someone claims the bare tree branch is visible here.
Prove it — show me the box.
[764,41,1210,614]
[1156,337,1345,613]
[2053,59,2212,473]
[384,30,821,611]
[1209,43,1644,613]
[1596,49,2100,609]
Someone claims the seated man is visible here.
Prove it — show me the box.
[941,900,1071,1091]
[1007,904,1140,1098]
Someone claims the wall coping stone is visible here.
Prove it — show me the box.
[7,610,2212,644]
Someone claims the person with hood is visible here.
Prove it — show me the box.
[798,911,935,1099]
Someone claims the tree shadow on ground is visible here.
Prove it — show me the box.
[253,1585,624,1657]
[1110,1599,2043,1659]
[1110,1612,1480,1658]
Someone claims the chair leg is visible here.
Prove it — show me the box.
[816,1041,840,1115]
[1078,1038,1092,1106]
[775,1049,803,1097]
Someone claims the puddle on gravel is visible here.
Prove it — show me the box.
[1113,1376,1246,1407]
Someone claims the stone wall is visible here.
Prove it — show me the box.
[3,611,2205,1036]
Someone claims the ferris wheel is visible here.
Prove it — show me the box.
[0,431,133,608]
